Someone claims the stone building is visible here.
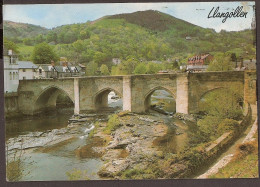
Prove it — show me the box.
[3,49,19,93]
[187,54,213,72]
[188,54,213,66]
[34,63,84,79]
[18,61,38,80]
[112,58,121,65]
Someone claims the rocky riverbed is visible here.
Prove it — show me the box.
[6,110,195,180]
[69,111,193,179]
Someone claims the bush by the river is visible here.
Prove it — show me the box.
[103,114,121,134]
[66,168,89,180]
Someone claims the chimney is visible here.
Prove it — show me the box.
[63,61,68,67]
[8,49,13,55]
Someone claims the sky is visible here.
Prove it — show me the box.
[3,1,255,32]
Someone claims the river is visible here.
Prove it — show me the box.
[5,90,195,181]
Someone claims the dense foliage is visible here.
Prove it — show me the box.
[192,88,243,143]
[31,42,59,64]
[3,21,49,42]
[3,37,19,54]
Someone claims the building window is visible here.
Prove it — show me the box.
[13,72,15,80]
[39,69,42,74]
[23,77,26,80]
[16,72,18,79]
[12,58,16,64]
[9,72,12,80]
[23,69,26,72]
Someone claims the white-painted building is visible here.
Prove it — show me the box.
[18,61,38,80]
[4,49,19,93]
[112,58,121,65]
[34,64,53,79]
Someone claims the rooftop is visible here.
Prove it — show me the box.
[18,61,38,69]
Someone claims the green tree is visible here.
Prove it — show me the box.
[85,61,98,76]
[230,53,237,62]
[199,88,243,120]
[197,116,222,140]
[100,64,109,75]
[111,66,119,75]
[46,31,57,43]
[172,60,179,70]
[3,38,19,53]
[79,30,90,40]
[134,63,147,74]
[23,38,34,45]
[35,34,45,44]
[146,62,162,74]
[117,58,138,75]
[31,42,59,64]
[207,53,233,71]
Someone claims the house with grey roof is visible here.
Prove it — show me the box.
[34,63,84,79]
[18,61,38,80]
[34,64,56,79]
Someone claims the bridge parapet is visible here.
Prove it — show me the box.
[17,71,253,115]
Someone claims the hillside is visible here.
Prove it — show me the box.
[3,20,49,40]
[108,10,201,32]
[3,10,256,68]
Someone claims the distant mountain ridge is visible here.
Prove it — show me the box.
[3,20,49,39]
[4,10,205,40]
[108,10,202,32]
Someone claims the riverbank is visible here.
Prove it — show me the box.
[71,111,201,179]
[197,104,258,178]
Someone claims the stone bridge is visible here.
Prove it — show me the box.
[17,71,256,115]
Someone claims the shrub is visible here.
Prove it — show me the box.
[88,121,99,138]
[234,140,258,159]
[66,168,89,180]
[197,116,222,140]
[121,167,158,179]
[6,140,30,181]
[217,118,239,135]
[103,114,121,134]
[6,159,23,181]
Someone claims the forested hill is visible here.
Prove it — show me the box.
[3,20,49,40]
[3,10,255,66]
[108,10,202,32]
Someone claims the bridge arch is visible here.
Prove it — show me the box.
[94,87,122,110]
[198,86,243,115]
[34,85,74,113]
[199,86,243,102]
[199,87,226,101]
[144,86,176,112]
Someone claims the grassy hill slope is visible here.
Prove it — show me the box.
[4,20,49,40]
[108,10,201,32]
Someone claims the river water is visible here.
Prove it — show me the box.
[5,90,194,181]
